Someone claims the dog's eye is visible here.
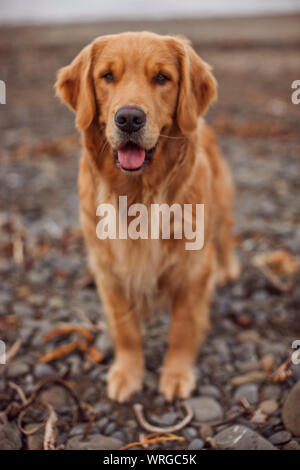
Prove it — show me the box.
[101,72,115,83]
[153,73,169,85]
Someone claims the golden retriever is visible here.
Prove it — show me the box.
[56,32,239,402]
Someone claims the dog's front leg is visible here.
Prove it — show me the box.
[159,248,216,401]
[98,279,144,403]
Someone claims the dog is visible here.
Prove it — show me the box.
[56,31,240,403]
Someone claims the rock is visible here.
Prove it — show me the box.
[230,371,266,386]
[97,417,109,431]
[182,427,198,440]
[66,435,122,450]
[269,431,292,445]
[151,411,177,427]
[7,359,30,378]
[262,384,281,401]
[259,342,287,360]
[259,399,278,415]
[283,440,300,450]
[25,423,49,450]
[34,363,55,379]
[233,384,259,405]
[199,385,221,400]
[214,425,277,450]
[188,438,204,450]
[104,422,116,435]
[0,421,22,450]
[282,381,300,436]
[261,354,276,372]
[187,397,223,422]
[237,330,260,344]
[40,386,69,409]
[236,360,261,373]
[96,333,113,357]
[69,423,87,437]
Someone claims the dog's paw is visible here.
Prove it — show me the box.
[107,361,143,403]
[159,367,195,402]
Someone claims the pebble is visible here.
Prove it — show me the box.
[188,438,204,450]
[66,435,122,450]
[40,386,69,409]
[96,333,113,357]
[34,363,55,379]
[261,354,276,372]
[283,440,300,450]
[230,371,266,386]
[104,422,116,435]
[0,421,22,450]
[269,431,292,445]
[25,423,49,450]
[7,359,30,378]
[282,381,300,436]
[182,427,198,440]
[236,330,260,344]
[262,384,282,401]
[214,425,276,450]
[259,342,287,360]
[259,399,278,415]
[97,417,109,431]
[187,397,223,422]
[151,411,177,427]
[199,385,221,400]
[233,384,259,405]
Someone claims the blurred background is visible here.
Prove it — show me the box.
[0,0,300,452]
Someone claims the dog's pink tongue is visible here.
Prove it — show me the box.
[118,145,145,170]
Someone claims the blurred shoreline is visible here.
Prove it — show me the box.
[1,0,300,24]
[0,15,300,48]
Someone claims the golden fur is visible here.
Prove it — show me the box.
[56,31,240,402]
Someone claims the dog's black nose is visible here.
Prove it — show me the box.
[114,106,146,133]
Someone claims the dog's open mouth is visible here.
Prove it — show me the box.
[114,142,157,172]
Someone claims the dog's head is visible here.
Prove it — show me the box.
[56,32,217,174]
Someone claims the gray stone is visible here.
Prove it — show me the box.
[34,363,55,379]
[282,381,300,436]
[187,397,223,422]
[199,385,221,399]
[97,417,109,431]
[66,434,122,450]
[96,332,113,357]
[269,431,292,445]
[259,342,288,360]
[188,438,204,450]
[0,421,22,450]
[104,422,116,435]
[182,426,198,440]
[40,386,69,409]
[259,399,278,415]
[151,411,177,427]
[215,425,277,450]
[283,440,300,450]
[25,423,48,450]
[262,384,282,401]
[233,384,259,405]
[7,359,30,378]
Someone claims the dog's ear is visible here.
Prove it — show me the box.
[170,37,217,135]
[55,44,95,130]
